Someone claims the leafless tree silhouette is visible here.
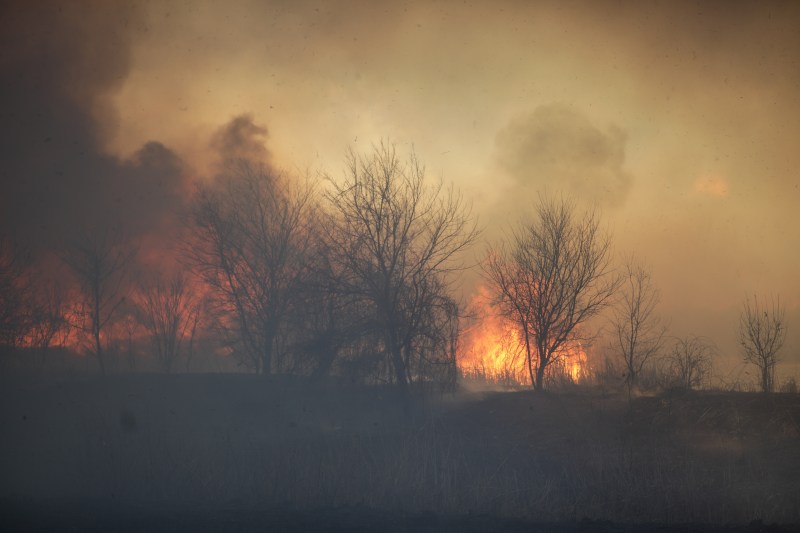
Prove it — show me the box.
[611,258,666,395]
[738,295,786,393]
[324,143,477,391]
[668,335,715,390]
[283,230,367,379]
[28,279,71,368]
[188,162,314,374]
[119,312,141,372]
[138,274,199,373]
[62,229,135,375]
[0,238,32,348]
[183,297,206,373]
[484,195,619,391]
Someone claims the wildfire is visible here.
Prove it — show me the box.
[459,287,589,387]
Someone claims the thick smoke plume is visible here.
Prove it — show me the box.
[0,2,187,253]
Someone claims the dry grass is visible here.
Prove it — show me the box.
[1,375,799,525]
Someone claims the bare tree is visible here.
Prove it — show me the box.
[668,335,715,390]
[484,195,619,392]
[184,297,206,373]
[138,274,198,373]
[62,229,135,375]
[0,238,32,348]
[28,279,71,368]
[119,312,141,372]
[188,162,314,374]
[738,295,786,393]
[324,143,478,392]
[611,258,666,395]
[283,232,367,379]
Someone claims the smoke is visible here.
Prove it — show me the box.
[495,104,632,209]
[210,114,272,172]
[0,2,188,252]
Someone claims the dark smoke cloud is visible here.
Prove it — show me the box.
[495,104,632,209]
[210,114,272,172]
[0,2,188,253]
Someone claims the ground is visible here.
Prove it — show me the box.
[1,374,799,531]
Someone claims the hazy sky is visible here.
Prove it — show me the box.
[2,1,798,379]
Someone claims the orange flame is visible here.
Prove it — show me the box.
[459,286,589,387]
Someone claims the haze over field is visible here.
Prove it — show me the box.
[1,0,799,380]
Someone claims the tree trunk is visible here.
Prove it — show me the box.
[94,328,105,376]
[762,365,772,393]
[310,337,337,380]
[261,327,275,375]
[92,280,105,376]
[389,339,409,394]
[534,359,546,392]
[522,326,537,390]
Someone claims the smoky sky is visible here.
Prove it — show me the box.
[210,114,272,172]
[1,1,799,374]
[0,2,188,252]
[495,104,632,209]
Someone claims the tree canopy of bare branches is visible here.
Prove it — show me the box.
[484,195,619,391]
[0,238,32,348]
[324,143,478,391]
[188,162,314,374]
[611,258,666,394]
[62,229,135,375]
[738,295,786,393]
[27,279,71,364]
[138,274,199,373]
[667,335,715,390]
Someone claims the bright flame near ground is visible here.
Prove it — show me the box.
[459,287,589,387]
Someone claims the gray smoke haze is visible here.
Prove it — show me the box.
[0,2,188,253]
[210,114,272,172]
[495,104,632,209]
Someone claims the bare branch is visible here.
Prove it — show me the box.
[186,161,315,374]
[667,335,715,390]
[137,273,198,374]
[61,228,136,375]
[324,142,478,390]
[738,295,786,393]
[484,195,620,391]
[611,256,667,394]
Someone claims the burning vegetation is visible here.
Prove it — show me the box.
[0,145,790,395]
[2,147,614,394]
[458,287,589,388]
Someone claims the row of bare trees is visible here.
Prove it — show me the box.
[20,145,475,386]
[0,229,205,375]
[0,240,71,362]
[1,143,790,392]
[480,194,789,394]
[183,144,476,388]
